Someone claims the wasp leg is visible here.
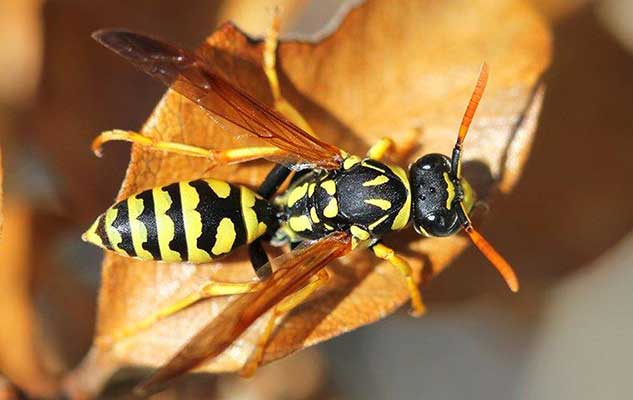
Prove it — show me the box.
[366,137,395,161]
[92,129,283,162]
[257,164,292,199]
[240,268,330,377]
[371,242,426,317]
[263,13,315,137]
[367,128,421,162]
[96,279,260,348]
[253,14,319,205]
[249,239,275,280]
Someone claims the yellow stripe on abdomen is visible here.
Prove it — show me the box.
[241,186,268,244]
[104,206,123,255]
[127,195,153,260]
[179,181,209,263]
[152,187,182,262]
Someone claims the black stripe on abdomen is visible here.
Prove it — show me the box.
[189,180,246,256]
[162,182,188,260]
[111,201,136,257]
[136,190,161,260]
[96,214,112,250]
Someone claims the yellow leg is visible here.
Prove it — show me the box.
[240,269,330,377]
[372,243,426,317]
[367,137,395,160]
[367,128,421,163]
[96,279,259,348]
[263,13,316,137]
[92,129,283,162]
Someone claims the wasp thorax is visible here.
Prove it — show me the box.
[409,154,474,237]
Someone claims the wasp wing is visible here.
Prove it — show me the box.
[134,232,352,396]
[92,29,344,170]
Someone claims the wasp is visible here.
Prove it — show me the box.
[84,19,519,395]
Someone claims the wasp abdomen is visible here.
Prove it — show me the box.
[83,179,276,263]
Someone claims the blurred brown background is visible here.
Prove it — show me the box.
[0,0,632,399]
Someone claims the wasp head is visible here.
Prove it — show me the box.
[409,153,475,237]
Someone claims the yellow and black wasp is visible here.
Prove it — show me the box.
[84,20,519,395]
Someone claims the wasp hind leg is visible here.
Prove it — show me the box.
[239,268,330,377]
[96,279,260,349]
[371,242,426,317]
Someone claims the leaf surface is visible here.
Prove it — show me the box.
[69,0,551,391]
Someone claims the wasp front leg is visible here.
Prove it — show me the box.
[96,279,260,349]
[371,242,426,317]
[239,268,330,377]
[366,127,421,163]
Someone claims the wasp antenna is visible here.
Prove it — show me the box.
[457,62,489,145]
[451,62,489,178]
[457,203,519,292]
[465,224,519,292]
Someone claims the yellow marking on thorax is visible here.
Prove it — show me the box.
[390,164,412,230]
[324,223,334,230]
[212,218,236,256]
[289,215,313,232]
[179,181,210,262]
[365,199,392,210]
[206,179,230,198]
[363,175,389,187]
[126,195,153,260]
[350,225,370,240]
[241,186,267,244]
[369,214,390,231]
[443,172,456,210]
[104,206,123,254]
[323,198,339,218]
[310,207,320,223]
[152,188,182,262]
[308,183,316,197]
[321,180,336,195]
[287,183,308,207]
[361,160,386,173]
[350,225,371,249]
[343,155,361,169]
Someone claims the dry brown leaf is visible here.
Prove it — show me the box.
[67,0,550,395]
[0,200,60,398]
